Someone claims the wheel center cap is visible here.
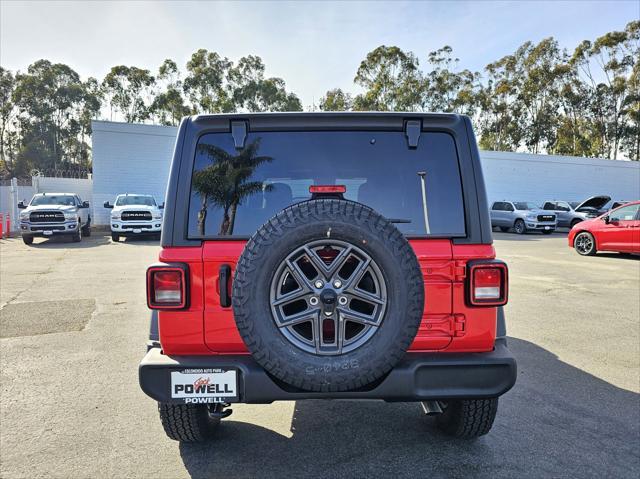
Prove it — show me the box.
[320,289,337,305]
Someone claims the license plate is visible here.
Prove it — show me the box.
[171,369,238,403]
[133,228,142,234]
[43,230,53,236]
[544,226,550,230]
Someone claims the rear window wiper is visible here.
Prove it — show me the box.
[387,218,412,224]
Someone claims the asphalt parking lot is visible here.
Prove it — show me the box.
[1,232,638,479]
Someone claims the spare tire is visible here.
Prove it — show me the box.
[232,199,424,392]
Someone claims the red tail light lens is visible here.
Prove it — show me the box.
[468,262,508,306]
[147,265,188,309]
[309,185,346,194]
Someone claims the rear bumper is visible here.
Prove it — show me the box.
[139,339,517,404]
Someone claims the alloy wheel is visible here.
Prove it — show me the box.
[270,239,387,356]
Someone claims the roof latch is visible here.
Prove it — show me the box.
[404,120,422,149]
[231,121,248,149]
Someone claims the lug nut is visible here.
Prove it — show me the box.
[338,296,348,305]
[333,280,342,288]
[309,297,319,306]
[314,280,324,288]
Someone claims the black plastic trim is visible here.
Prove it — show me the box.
[149,310,159,342]
[496,307,507,340]
[219,264,232,308]
[139,340,517,404]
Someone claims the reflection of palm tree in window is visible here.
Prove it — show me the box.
[193,138,274,235]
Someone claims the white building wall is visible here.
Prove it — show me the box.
[91,121,178,225]
[90,121,640,226]
[32,177,93,202]
[480,151,640,205]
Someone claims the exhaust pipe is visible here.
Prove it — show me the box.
[421,400,443,416]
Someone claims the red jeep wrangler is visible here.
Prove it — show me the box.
[139,112,516,442]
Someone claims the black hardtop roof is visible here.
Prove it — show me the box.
[189,111,465,131]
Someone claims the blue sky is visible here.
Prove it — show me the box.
[1,0,638,108]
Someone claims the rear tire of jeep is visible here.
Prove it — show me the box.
[514,219,526,235]
[436,398,499,438]
[111,233,119,242]
[22,235,34,245]
[232,199,424,393]
[82,221,91,237]
[158,403,221,442]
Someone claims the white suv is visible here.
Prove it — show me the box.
[104,194,164,242]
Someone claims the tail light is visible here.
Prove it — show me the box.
[467,260,508,306]
[309,185,346,194]
[147,263,188,309]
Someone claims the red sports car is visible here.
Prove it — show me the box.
[569,200,640,256]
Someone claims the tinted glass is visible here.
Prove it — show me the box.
[543,202,554,210]
[188,131,466,237]
[30,195,76,206]
[609,204,639,221]
[116,195,156,206]
[513,202,538,210]
[492,202,502,211]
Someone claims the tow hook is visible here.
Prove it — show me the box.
[421,401,443,416]
[209,403,233,419]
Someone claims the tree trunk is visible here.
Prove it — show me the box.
[228,202,239,236]
[219,208,230,235]
[197,196,208,236]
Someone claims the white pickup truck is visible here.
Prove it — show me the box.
[18,193,91,245]
[103,194,164,242]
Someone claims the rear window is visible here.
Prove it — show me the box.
[187,131,466,238]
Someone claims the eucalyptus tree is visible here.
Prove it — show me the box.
[229,55,302,112]
[570,21,639,159]
[352,46,424,111]
[151,59,190,126]
[183,49,233,114]
[0,67,17,173]
[102,65,155,123]
[319,88,353,111]
[12,60,100,174]
[423,46,479,117]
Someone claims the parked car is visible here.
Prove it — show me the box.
[600,200,631,215]
[542,201,588,228]
[490,201,556,234]
[568,200,640,256]
[571,195,611,218]
[139,113,516,442]
[103,194,164,242]
[18,193,91,245]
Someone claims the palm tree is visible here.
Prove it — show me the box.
[192,138,273,235]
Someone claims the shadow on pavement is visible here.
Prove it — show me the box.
[492,231,568,242]
[595,252,640,261]
[25,234,110,248]
[179,338,639,479]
